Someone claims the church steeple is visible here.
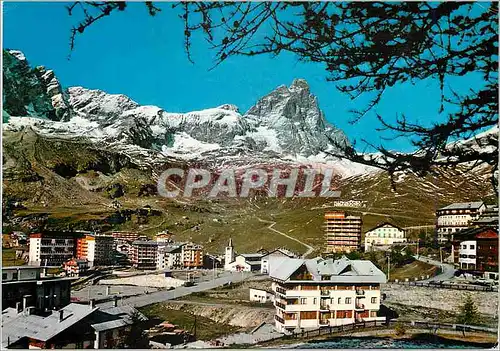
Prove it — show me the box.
[225,237,235,268]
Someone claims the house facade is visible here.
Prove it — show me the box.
[224,239,297,273]
[2,266,73,312]
[63,258,90,277]
[261,248,298,274]
[452,227,498,278]
[270,256,386,332]
[249,288,274,303]
[364,222,406,252]
[2,302,146,349]
[225,254,264,272]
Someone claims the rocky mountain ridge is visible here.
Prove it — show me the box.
[3,49,369,177]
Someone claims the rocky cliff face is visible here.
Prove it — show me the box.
[245,79,349,156]
[2,50,56,121]
[3,50,357,171]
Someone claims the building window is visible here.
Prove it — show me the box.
[12,273,18,280]
[345,297,351,304]
[371,297,377,304]
[2,273,7,280]
[338,297,342,304]
[470,245,475,250]
[300,298,307,304]
[313,298,317,304]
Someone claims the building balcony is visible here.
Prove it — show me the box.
[275,315,297,327]
[275,286,286,295]
[320,304,330,311]
[275,315,285,324]
[355,304,365,311]
[320,290,330,296]
[319,319,330,326]
[275,301,286,310]
[355,289,365,296]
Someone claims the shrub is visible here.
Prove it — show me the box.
[394,322,407,336]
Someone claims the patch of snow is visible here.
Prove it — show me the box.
[161,132,220,158]
[8,50,26,61]
[244,126,283,153]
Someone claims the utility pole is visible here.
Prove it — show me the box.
[416,240,419,259]
[212,258,215,283]
[387,255,391,282]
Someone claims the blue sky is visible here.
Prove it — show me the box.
[2,2,487,152]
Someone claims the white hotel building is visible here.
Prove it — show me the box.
[270,256,386,332]
[436,202,486,241]
[364,222,406,252]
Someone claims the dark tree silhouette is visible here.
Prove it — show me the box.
[123,310,149,348]
[67,2,499,188]
[456,294,481,335]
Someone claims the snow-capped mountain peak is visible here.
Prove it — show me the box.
[3,49,372,177]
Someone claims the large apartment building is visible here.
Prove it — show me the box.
[157,243,184,270]
[75,234,96,266]
[75,233,115,267]
[436,202,486,241]
[325,211,362,253]
[29,232,76,266]
[182,242,203,268]
[93,234,115,266]
[111,232,140,247]
[131,240,159,270]
[271,256,386,332]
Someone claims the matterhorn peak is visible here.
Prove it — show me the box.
[290,78,310,93]
[243,79,349,156]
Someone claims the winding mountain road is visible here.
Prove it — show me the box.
[415,255,456,282]
[256,217,314,258]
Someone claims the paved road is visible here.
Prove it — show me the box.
[256,217,314,258]
[96,271,258,308]
[415,255,456,282]
[403,225,435,230]
[73,285,159,301]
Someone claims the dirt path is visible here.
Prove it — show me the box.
[256,217,314,258]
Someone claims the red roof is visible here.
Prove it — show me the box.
[475,230,498,239]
